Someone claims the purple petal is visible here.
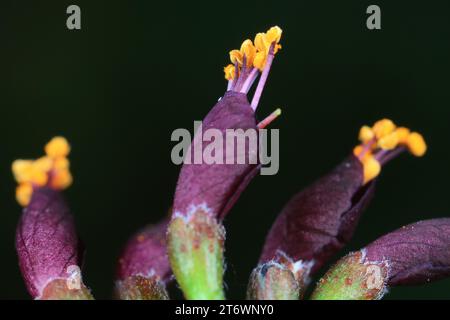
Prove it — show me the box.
[260,156,375,274]
[365,218,450,286]
[15,188,82,298]
[173,91,259,219]
[116,219,171,282]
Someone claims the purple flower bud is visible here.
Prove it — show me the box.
[312,218,450,300]
[117,219,170,282]
[365,218,450,286]
[15,188,91,299]
[173,91,259,220]
[116,219,170,300]
[250,119,426,299]
[169,27,283,299]
[260,156,375,277]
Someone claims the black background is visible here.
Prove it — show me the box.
[2,1,450,299]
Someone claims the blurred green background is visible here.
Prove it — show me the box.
[2,0,450,299]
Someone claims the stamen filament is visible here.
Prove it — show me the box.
[240,68,260,94]
[376,146,407,166]
[227,80,233,91]
[234,55,248,92]
[229,61,239,90]
[251,44,275,111]
[223,26,282,102]
[356,138,376,161]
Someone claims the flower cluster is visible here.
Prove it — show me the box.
[9,25,450,301]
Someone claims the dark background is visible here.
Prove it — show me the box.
[2,0,450,299]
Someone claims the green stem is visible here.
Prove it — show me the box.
[311,251,388,300]
[168,210,225,300]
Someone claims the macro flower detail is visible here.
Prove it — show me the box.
[365,218,450,286]
[249,119,427,299]
[5,18,450,302]
[13,138,93,300]
[12,136,72,206]
[311,218,450,300]
[249,156,375,299]
[168,26,283,300]
[224,26,282,110]
[353,119,427,184]
[116,218,170,300]
[174,26,283,221]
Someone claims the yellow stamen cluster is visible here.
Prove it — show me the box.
[353,119,427,184]
[12,137,72,206]
[224,26,282,80]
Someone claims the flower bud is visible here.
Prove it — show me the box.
[16,188,92,299]
[169,26,283,299]
[254,156,375,298]
[311,218,450,300]
[366,218,450,286]
[116,219,170,300]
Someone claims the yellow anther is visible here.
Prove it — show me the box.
[13,137,73,206]
[253,27,283,70]
[265,26,283,53]
[395,127,411,144]
[362,156,381,184]
[34,157,53,172]
[253,51,267,71]
[372,119,396,139]
[358,126,375,143]
[50,169,73,190]
[229,40,257,68]
[30,167,48,187]
[254,33,268,52]
[224,64,236,80]
[355,119,426,183]
[378,132,399,150]
[254,27,282,53]
[54,157,70,170]
[12,158,51,187]
[45,136,71,158]
[16,183,33,207]
[229,50,243,66]
[12,160,34,183]
[406,132,427,157]
[240,39,256,67]
[225,26,282,75]
[353,145,373,161]
[266,26,282,44]
[353,145,364,157]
